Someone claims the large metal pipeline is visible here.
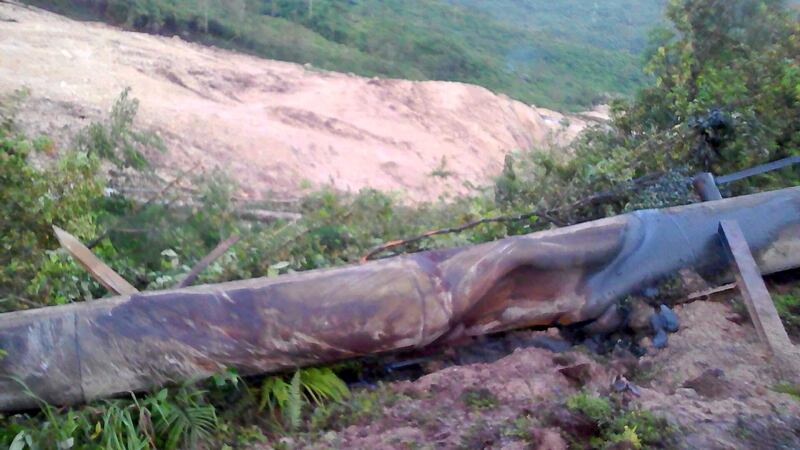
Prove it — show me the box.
[1,187,800,411]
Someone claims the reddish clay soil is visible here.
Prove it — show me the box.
[269,301,800,449]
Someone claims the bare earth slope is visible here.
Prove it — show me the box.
[0,2,598,202]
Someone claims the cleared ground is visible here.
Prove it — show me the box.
[0,1,600,202]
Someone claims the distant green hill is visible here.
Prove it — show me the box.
[26,0,666,111]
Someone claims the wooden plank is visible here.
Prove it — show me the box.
[176,235,241,288]
[53,226,139,296]
[716,155,800,185]
[686,282,736,301]
[718,220,793,354]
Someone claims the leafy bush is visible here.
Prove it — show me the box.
[565,392,672,449]
[566,391,613,423]
[0,384,218,450]
[495,0,799,219]
[0,97,104,309]
[74,87,164,169]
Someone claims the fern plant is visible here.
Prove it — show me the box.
[259,367,349,430]
[144,387,218,450]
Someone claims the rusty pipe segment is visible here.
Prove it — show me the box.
[2,187,800,411]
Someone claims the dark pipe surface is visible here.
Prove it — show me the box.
[1,187,799,411]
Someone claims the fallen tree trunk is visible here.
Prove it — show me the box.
[2,187,800,411]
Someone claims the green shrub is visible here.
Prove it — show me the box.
[773,292,800,335]
[74,87,164,169]
[566,392,613,423]
[564,392,672,449]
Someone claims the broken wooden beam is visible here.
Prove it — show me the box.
[176,235,241,288]
[53,226,139,296]
[718,220,799,378]
[686,283,736,301]
[2,187,799,411]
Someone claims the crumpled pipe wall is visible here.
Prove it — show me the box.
[1,187,799,411]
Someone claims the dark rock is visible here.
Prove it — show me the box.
[558,363,593,386]
[725,313,746,325]
[650,304,680,334]
[652,329,668,349]
[552,353,577,366]
[547,406,599,440]
[583,303,624,335]
[628,300,654,333]
[650,312,665,333]
[610,343,640,375]
[612,376,628,392]
[581,335,606,354]
[659,304,680,332]
[528,335,573,353]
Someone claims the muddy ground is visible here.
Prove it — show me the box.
[261,299,800,450]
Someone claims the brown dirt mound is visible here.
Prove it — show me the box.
[0,1,602,202]
[273,301,800,449]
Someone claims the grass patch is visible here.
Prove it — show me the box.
[773,382,800,401]
[460,388,500,410]
[773,291,800,336]
[563,391,673,449]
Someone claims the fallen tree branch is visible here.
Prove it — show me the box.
[176,235,242,288]
[361,172,665,262]
[687,283,737,301]
[0,295,43,309]
[360,209,548,262]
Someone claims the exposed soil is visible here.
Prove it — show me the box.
[0,1,602,202]
[268,300,800,449]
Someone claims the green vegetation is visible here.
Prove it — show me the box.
[773,291,800,335]
[773,382,800,401]
[1,0,799,447]
[565,391,613,423]
[565,391,672,449]
[26,0,668,110]
[0,382,218,449]
[259,367,349,430]
[460,388,500,410]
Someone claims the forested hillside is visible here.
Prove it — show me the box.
[25,0,666,110]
